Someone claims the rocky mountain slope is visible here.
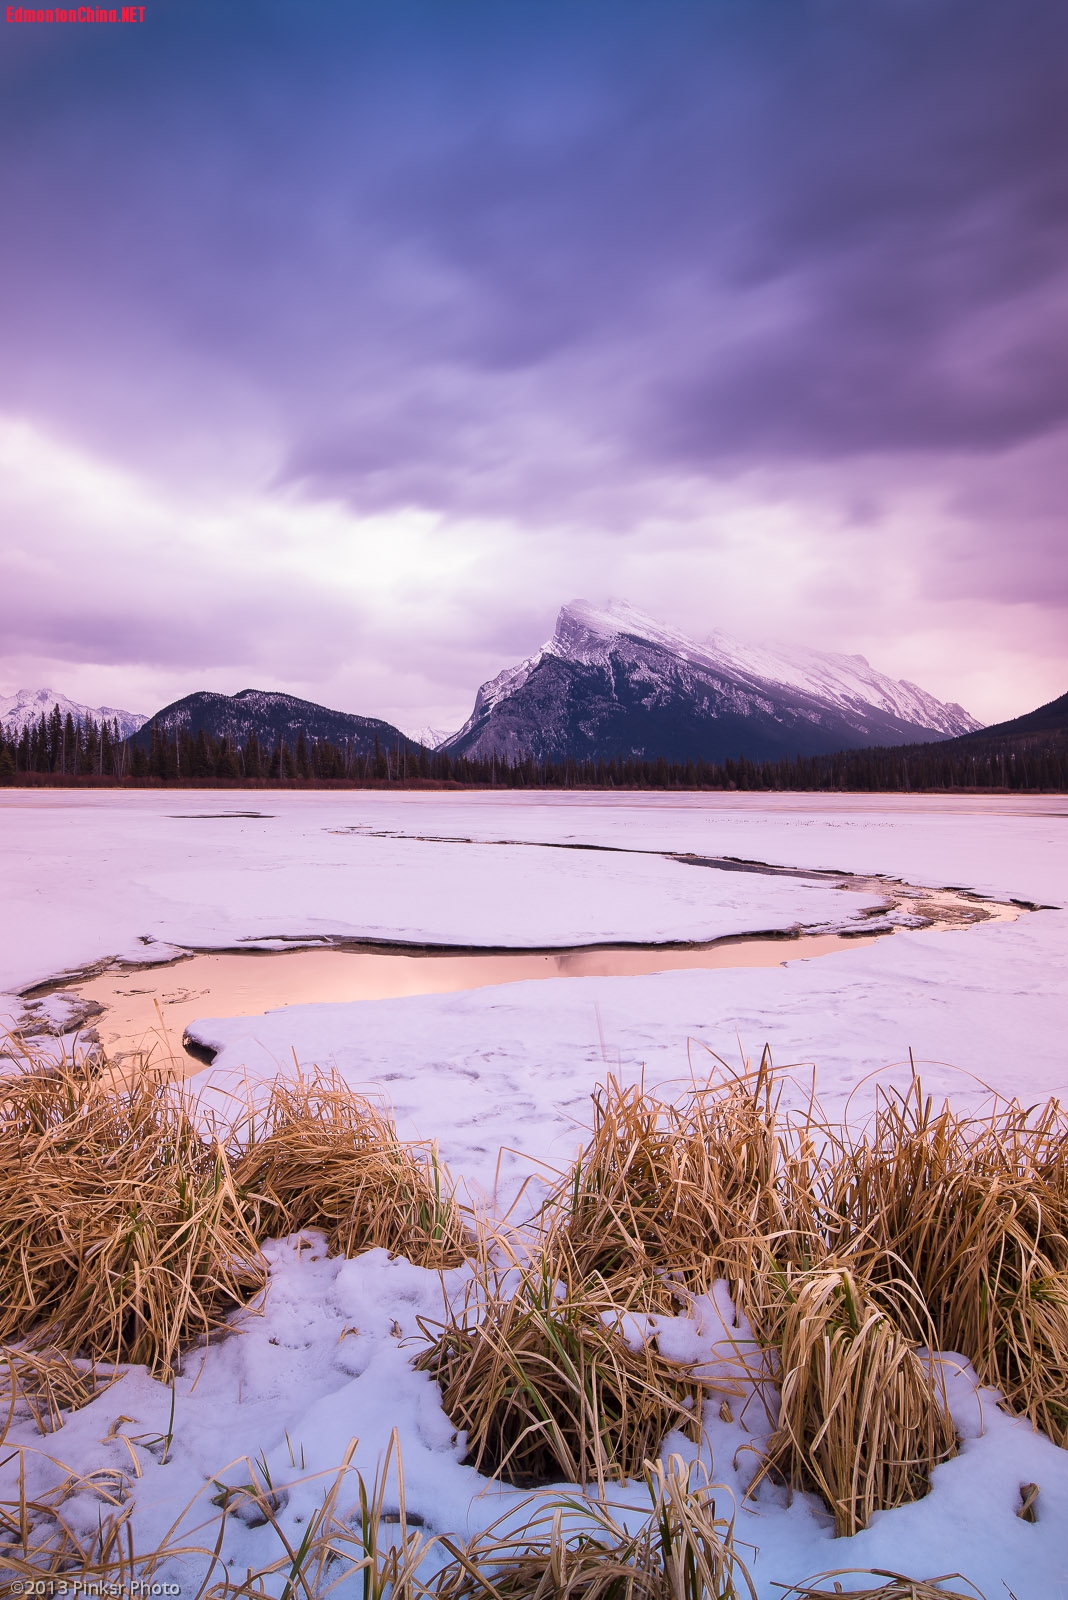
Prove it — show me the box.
[444,599,982,764]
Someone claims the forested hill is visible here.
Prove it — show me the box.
[765,688,1068,791]
[130,689,423,765]
[958,690,1068,743]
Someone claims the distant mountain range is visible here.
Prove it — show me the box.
[6,606,994,769]
[441,599,982,764]
[130,689,422,757]
[0,687,147,739]
[402,723,458,751]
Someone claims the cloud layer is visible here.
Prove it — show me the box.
[2,0,1066,726]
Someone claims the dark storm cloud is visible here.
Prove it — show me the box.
[4,0,1067,504]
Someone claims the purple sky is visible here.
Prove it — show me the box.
[2,0,1066,730]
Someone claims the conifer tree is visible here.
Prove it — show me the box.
[61,712,76,775]
[192,729,212,778]
[46,705,62,771]
[215,740,239,780]
[81,716,100,776]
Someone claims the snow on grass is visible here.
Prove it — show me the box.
[7,1229,1068,1598]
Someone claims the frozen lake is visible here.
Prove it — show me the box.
[1,789,1062,1130]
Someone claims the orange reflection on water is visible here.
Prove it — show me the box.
[73,932,876,1066]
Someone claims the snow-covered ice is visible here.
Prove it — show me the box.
[0,791,892,1001]
[0,788,1065,1597]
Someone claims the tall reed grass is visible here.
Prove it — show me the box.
[544,1062,815,1320]
[543,1068,962,1532]
[233,1072,471,1269]
[0,1063,265,1374]
[433,1456,757,1600]
[815,1081,1068,1444]
[2,1041,1063,1566]
[753,1264,955,1537]
[0,1054,473,1386]
[416,1252,710,1488]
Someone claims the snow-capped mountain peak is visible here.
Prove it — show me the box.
[534,601,978,739]
[400,724,457,751]
[542,600,980,738]
[444,600,982,763]
[549,598,705,667]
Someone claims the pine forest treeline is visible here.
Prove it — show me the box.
[0,707,130,779]
[0,711,1065,791]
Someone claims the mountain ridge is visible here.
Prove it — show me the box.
[0,688,147,740]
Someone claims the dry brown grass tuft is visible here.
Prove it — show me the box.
[775,1572,985,1599]
[233,1072,472,1269]
[0,1062,265,1376]
[437,1511,664,1600]
[0,1439,760,1600]
[0,1347,116,1438]
[199,1432,435,1600]
[433,1456,757,1600]
[754,1264,956,1539]
[817,1080,1068,1444]
[416,1253,713,1488]
[545,1062,815,1318]
[0,1455,145,1591]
